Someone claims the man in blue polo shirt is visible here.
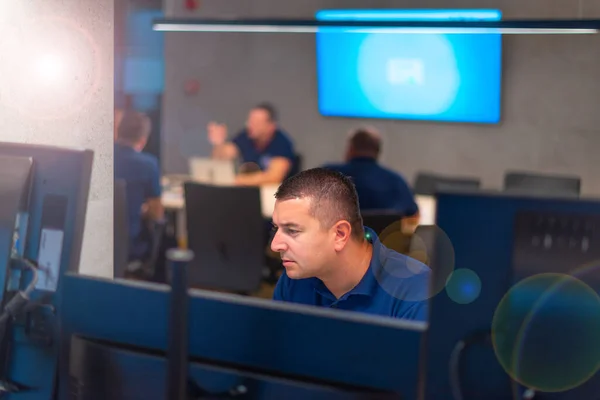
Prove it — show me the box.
[207,102,297,185]
[114,111,164,262]
[270,168,430,321]
[323,127,419,217]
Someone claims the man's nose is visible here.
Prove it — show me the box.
[270,230,286,253]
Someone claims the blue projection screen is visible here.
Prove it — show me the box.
[315,10,503,124]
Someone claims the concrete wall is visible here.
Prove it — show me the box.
[161,0,600,196]
[0,0,114,278]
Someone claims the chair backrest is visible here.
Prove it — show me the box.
[361,210,413,255]
[113,179,129,278]
[290,153,303,177]
[184,182,265,293]
[409,225,455,299]
[503,171,581,198]
[413,172,481,196]
[361,210,405,236]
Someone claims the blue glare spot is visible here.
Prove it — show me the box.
[446,268,481,304]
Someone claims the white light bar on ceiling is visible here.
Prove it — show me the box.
[152,18,600,35]
[152,24,598,35]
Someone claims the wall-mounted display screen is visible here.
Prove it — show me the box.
[316,9,503,124]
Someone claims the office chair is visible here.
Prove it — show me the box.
[361,210,405,236]
[114,179,129,278]
[114,179,166,281]
[125,219,166,281]
[143,218,167,281]
[503,170,581,198]
[409,225,455,301]
[361,210,414,255]
[413,172,481,196]
[184,182,265,294]
[290,153,303,177]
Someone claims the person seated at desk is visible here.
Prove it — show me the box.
[207,102,296,186]
[323,127,419,218]
[114,111,164,262]
[270,168,430,321]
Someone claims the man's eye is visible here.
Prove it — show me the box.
[286,229,299,235]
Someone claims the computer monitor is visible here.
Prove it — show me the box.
[188,157,236,186]
[0,142,93,400]
[424,190,600,400]
[184,182,265,293]
[59,273,427,399]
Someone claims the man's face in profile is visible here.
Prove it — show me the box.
[270,197,335,279]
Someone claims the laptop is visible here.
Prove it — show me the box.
[188,157,236,186]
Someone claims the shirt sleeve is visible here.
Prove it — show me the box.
[231,130,245,148]
[270,134,295,162]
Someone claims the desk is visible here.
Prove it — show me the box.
[162,183,279,247]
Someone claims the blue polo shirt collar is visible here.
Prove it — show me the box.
[312,226,385,300]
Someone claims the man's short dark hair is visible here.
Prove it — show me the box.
[117,111,150,143]
[253,102,278,123]
[275,168,364,240]
[349,128,381,158]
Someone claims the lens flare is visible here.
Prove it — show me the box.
[374,223,455,302]
[35,53,65,84]
[491,273,600,392]
[445,268,481,304]
[0,15,101,120]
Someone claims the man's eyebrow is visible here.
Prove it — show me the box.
[273,222,302,229]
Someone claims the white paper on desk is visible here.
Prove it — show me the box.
[36,228,64,292]
[260,185,279,218]
[415,195,437,226]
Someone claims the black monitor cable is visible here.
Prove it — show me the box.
[0,256,42,396]
[449,330,538,400]
[0,257,39,327]
[449,331,491,400]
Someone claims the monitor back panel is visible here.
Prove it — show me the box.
[60,275,427,398]
[424,191,600,400]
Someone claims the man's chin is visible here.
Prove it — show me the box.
[285,269,305,280]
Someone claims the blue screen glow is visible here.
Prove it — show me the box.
[315,10,503,124]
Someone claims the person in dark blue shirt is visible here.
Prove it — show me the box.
[207,102,297,185]
[270,168,430,321]
[323,127,419,217]
[114,111,164,262]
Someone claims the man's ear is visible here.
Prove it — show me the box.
[332,220,352,252]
